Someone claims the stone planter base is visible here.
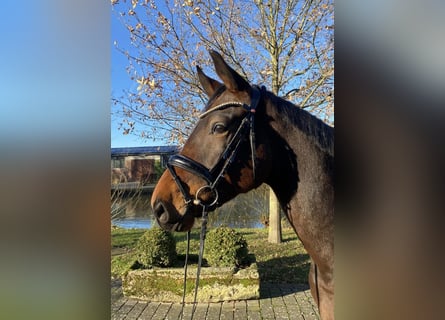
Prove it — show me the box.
[122,263,259,303]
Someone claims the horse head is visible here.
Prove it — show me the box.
[151,51,271,232]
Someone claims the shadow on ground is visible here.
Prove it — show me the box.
[257,253,311,298]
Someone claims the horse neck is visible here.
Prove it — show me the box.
[262,93,334,206]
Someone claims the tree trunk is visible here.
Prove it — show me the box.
[269,43,282,243]
[268,187,282,243]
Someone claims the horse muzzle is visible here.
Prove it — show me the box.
[152,200,196,232]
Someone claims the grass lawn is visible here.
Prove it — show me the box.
[111,225,310,284]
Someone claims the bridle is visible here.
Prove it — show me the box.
[167,85,262,209]
[167,85,263,319]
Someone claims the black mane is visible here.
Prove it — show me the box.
[268,91,334,156]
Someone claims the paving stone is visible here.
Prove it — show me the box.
[111,297,127,315]
[259,297,275,319]
[295,292,320,320]
[111,284,320,320]
[233,300,247,319]
[152,303,172,319]
[206,302,222,320]
[286,309,305,320]
[191,303,208,319]
[125,301,147,319]
[282,294,303,319]
[177,303,192,320]
[246,299,261,320]
[220,301,234,320]
[113,299,137,320]
[138,302,160,319]
[164,303,182,320]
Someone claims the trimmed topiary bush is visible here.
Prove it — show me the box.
[205,227,249,267]
[135,228,176,268]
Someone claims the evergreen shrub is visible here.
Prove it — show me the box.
[135,228,176,268]
[205,227,249,267]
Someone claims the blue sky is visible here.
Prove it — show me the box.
[111,6,165,148]
[112,8,139,148]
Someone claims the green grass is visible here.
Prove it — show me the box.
[111,226,310,284]
[111,226,145,248]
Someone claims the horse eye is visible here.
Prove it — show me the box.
[212,123,227,134]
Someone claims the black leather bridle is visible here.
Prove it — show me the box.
[167,85,262,210]
[168,86,263,320]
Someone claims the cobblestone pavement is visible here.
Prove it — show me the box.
[111,279,320,319]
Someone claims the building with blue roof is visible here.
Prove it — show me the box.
[111,146,178,187]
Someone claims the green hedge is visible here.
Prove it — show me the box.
[135,228,176,268]
[205,227,249,267]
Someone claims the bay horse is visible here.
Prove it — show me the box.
[151,51,334,319]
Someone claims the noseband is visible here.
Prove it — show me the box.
[167,85,262,209]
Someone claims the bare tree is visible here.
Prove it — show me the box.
[112,0,333,241]
[112,0,333,142]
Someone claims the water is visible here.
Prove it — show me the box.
[113,217,153,229]
[111,190,155,229]
[111,185,269,229]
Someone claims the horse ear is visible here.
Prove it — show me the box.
[197,65,223,97]
[209,50,250,92]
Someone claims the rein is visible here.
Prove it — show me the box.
[169,86,263,320]
[180,207,208,320]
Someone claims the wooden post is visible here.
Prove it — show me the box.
[268,187,282,243]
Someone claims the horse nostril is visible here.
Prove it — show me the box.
[153,201,169,224]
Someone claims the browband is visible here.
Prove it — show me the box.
[199,101,244,119]
[199,86,262,119]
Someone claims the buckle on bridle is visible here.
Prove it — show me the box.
[193,185,219,208]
